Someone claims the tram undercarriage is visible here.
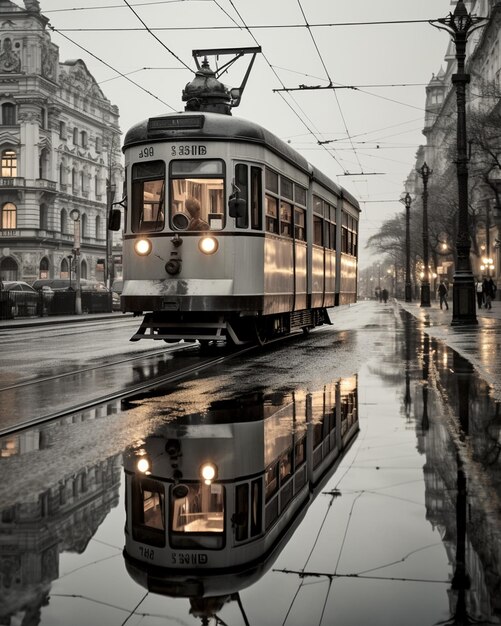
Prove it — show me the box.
[129,308,331,346]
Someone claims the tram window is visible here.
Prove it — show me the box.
[250,479,263,537]
[313,195,323,215]
[295,185,306,207]
[265,462,279,501]
[235,163,249,229]
[295,437,306,467]
[251,167,262,230]
[265,169,278,193]
[280,201,292,237]
[131,161,165,233]
[341,226,349,253]
[234,484,249,541]
[313,215,323,246]
[330,223,337,250]
[265,195,279,234]
[170,159,225,231]
[279,449,292,482]
[131,477,166,547]
[171,483,224,539]
[294,208,306,241]
[281,177,293,200]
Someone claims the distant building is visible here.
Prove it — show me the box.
[407,0,500,290]
[0,0,123,286]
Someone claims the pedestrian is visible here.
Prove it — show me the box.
[476,277,484,308]
[382,288,388,303]
[438,281,449,310]
[482,276,497,310]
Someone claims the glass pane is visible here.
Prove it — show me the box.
[131,161,165,233]
[281,177,293,200]
[171,160,223,175]
[280,201,292,237]
[265,168,278,193]
[171,483,224,533]
[170,178,224,231]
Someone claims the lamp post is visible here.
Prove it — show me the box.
[432,1,486,325]
[401,192,412,302]
[417,162,432,307]
[69,209,82,315]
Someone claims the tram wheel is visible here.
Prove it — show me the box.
[254,320,268,346]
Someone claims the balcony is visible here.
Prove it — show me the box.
[37,179,57,192]
[0,177,25,187]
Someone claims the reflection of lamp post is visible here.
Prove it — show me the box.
[401,193,412,302]
[432,1,486,325]
[69,208,82,315]
[417,162,432,307]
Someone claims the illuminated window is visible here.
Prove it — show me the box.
[1,150,17,177]
[1,202,16,229]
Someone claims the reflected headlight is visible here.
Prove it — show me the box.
[200,462,217,484]
[134,238,152,256]
[136,456,151,474]
[198,236,218,255]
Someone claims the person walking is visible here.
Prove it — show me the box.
[438,281,449,310]
[476,277,484,308]
[483,277,497,310]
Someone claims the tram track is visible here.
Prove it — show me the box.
[0,341,261,439]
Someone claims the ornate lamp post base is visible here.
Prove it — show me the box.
[451,272,478,325]
[405,283,412,302]
[420,284,431,307]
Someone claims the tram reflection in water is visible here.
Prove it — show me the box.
[123,377,358,620]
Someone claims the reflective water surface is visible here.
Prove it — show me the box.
[0,303,500,625]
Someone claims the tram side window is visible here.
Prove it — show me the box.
[234,483,249,541]
[250,479,263,537]
[265,195,279,234]
[313,215,323,246]
[294,208,306,241]
[131,477,166,547]
[265,462,279,501]
[170,159,225,231]
[251,167,262,230]
[235,163,249,229]
[131,161,165,233]
[280,201,292,237]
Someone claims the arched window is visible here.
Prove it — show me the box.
[1,150,17,177]
[39,203,48,230]
[60,209,68,234]
[1,103,16,126]
[60,257,69,278]
[39,257,49,279]
[0,256,18,281]
[81,259,88,279]
[95,215,101,239]
[80,130,87,148]
[1,202,17,229]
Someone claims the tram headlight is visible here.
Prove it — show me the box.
[198,236,218,255]
[200,462,218,485]
[134,238,152,256]
[136,456,151,474]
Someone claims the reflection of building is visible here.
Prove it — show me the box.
[0,0,123,284]
[409,328,501,619]
[0,420,122,625]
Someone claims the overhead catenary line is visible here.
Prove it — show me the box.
[48,26,178,111]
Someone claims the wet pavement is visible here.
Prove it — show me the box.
[0,301,500,625]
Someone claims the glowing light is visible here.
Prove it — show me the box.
[134,238,152,256]
[198,236,218,255]
[137,457,150,473]
[200,462,217,484]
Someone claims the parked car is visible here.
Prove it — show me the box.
[1,281,37,292]
[32,278,104,292]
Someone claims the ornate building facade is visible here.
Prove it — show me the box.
[0,0,123,285]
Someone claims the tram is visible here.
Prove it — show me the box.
[109,55,360,345]
[123,377,359,621]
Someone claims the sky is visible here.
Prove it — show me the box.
[34,0,457,267]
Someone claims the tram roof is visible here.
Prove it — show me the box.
[123,111,359,211]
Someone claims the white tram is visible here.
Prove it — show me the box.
[110,59,360,345]
[123,377,359,619]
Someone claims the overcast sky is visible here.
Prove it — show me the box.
[36,0,458,267]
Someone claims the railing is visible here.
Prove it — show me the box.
[0,177,25,187]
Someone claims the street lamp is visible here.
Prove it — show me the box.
[401,192,412,302]
[417,162,432,307]
[431,1,487,325]
[69,208,82,315]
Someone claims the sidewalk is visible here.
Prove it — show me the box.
[396,298,501,399]
[0,311,132,330]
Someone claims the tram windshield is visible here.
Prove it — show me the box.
[171,482,224,549]
[170,160,225,231]
[131,161,165,233]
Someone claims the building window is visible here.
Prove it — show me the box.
[72,168,77,193]
[95,136,101,153]
[60,209,68,234]
[95,215,101,239]
[1,150,17,177]
[1,202,17,229]
[80,131,87,148]
[39,149,49,179]
[0,256,18,280]
[81,213,87,238]
[59,121,66,139]
[39,257,49,279]
[73,127,78,145]
[39,203,48,230]
[81,259,87,279]
[1,103,16,125]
